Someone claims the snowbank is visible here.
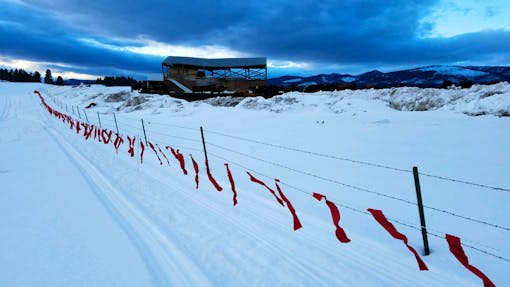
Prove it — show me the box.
[48,82,510,117]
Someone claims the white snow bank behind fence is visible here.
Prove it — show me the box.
[48,82,510,117]
[210,82,510,116]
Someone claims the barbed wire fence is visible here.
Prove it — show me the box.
[43,92,510,263]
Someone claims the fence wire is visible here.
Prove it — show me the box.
[44,91,510,262]
[206,142,510,232]
[203,128,510,193]
[197,146,510,263]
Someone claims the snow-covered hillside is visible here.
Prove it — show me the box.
[1,82,509,286]
[417,65,489,78]
[269,65,510,88]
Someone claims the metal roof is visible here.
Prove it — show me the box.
[162,56,266,68]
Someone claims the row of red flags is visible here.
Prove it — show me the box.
[34,90,495,287]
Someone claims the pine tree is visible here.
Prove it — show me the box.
[44,69,53,84]
[56,76,65,86]
[33,71,41,83]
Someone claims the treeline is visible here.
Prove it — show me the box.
[0,68,41,82]
[0,68,65,85]
[1,68,139,87]
[96,76,140,86]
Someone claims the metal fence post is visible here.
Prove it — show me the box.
[83,109,89,123]
[413,166,430,255]
[200,126,209,163]
[113,112,119,134]
[97,112,102,129]
[141,118,148,145]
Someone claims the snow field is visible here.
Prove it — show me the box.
[1,82,509,286]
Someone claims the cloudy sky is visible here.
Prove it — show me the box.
[1,0,509,79]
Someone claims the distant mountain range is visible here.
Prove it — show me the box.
[268,65,510,88]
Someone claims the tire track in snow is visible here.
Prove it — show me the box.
[44,126,213,287]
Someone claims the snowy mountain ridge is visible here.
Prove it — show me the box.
[269,65,510,88]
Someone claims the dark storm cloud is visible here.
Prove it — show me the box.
[19,0,252,43]
[1,0,509,77]
[211,0,510,67]
[0,3,162,75]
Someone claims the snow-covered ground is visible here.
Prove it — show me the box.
[1,82,509,286]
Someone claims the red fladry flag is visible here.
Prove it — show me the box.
[102,129,113,144]
[168,146,188,175]
[148,141,163,165]
[156,144,170,166]
[190,154,199,189]
[313,193,350,243]
[83,123,94,140]
[224,163,238,206]
[113,134,124,154]
[367,208,428,271]
[445,234,495,287]
[127,136,136,157]
[140,140,145,164]
[205,159,223,192]
[275,179,302,230]
[75,120,81,134]
[68,117,75,130]
[246,172,284,206]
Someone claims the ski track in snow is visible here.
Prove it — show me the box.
[42,108,476,286]
[43,123,213,287]
[131,162,474,286]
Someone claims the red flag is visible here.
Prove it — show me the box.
[313,193,350,243]
[190,154,199,189]
[127,136,136,157]
[113,134,124,154]
[148,141,163,165]
[367,208,428,271]
[68,117,75,129]
[445,234,495,287]
[167,146,188,175]
[205,159,222,191]
[140,140,145,164]
[101,129,113,144]
[224,163,238,206]
[247,172,284,206]
[275,179,302,230]
[156,144,170,166]
[82,123,94,140]
[75,120,81,134]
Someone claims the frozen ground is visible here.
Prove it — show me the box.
[1,82,509,286]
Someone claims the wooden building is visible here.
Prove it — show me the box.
[162,56,267,93]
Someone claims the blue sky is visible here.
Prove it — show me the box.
[1,0,509,79]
